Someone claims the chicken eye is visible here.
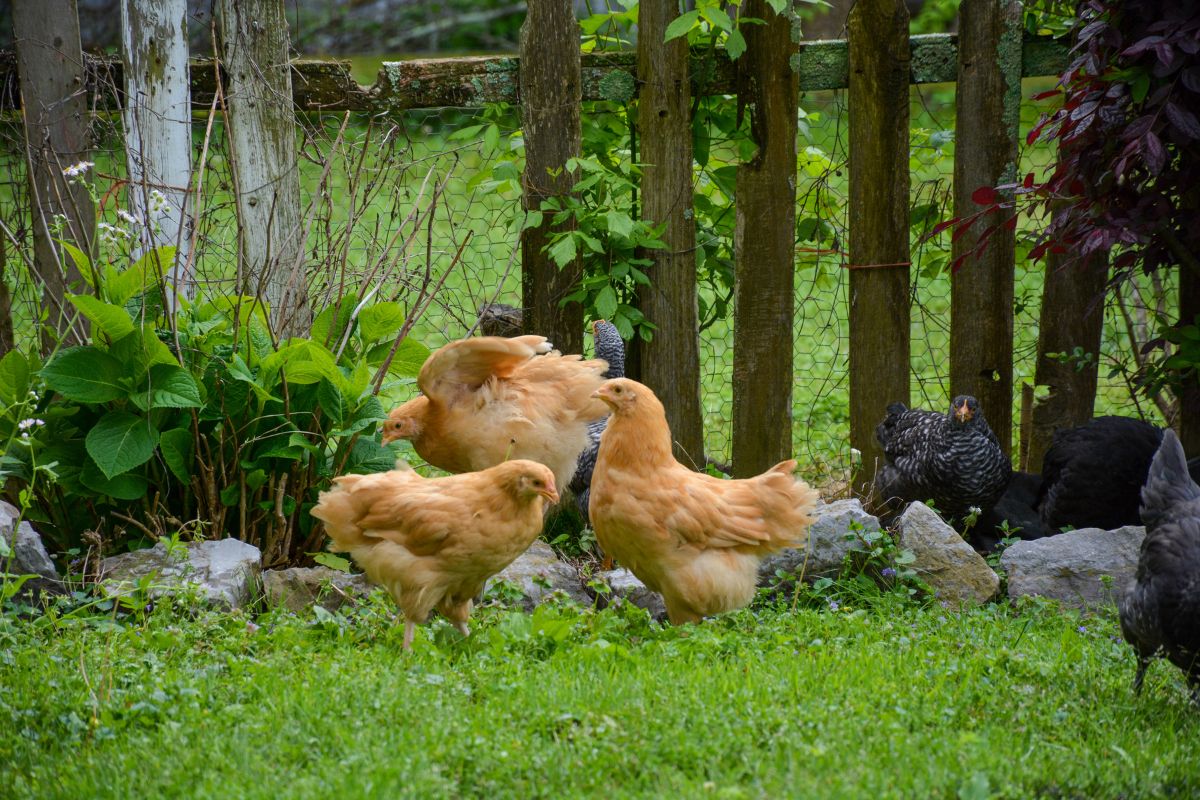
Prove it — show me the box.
[613,386,622,394]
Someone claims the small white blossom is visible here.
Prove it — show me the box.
[62,161,94,178]
[17,418,45,431]
[97,221,132,246]
[148,189,170,216]
[117,209,140,226]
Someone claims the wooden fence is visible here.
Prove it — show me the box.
[6,0,1117,488]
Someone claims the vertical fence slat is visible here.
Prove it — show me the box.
[950,0,1022,458]
[730,0,799,478]
[121,0,194,305]
[13,0,95,352]
[1025,209,1107,472]
[219,0,308,338]
[634,0,704,467]
[848,0,911,494]
[519,0,584,357]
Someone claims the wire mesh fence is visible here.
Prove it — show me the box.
[0,65,1172,484]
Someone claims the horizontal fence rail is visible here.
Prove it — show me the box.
[0,34,1068,112]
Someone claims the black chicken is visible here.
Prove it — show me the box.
[873,395,1012,523]
[1118,429,1200,706]
[1037,416,1200,533]
[569,319,625,523]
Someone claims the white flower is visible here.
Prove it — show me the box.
[62,161,94,178]
[117,209,140,226]
[148,189,170,216]
[17,418,44,431]
[97,221,132,246]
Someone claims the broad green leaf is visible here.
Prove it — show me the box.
[41,346,126,403]
[547,235,577,267]
[358,302,407,344]
[311,552,351,572]
[107,247,172,305]
[80,456,148,500]
[702,5,734,32]
[606,210,635,240]
[483,123,500,152]
[375,337,432,378]
[68,294,135,341]
[595,285,619,320]
[312,298,356,349]
[317,379,345,425]
[663,10,699,41]
[158,427,192,485]
[86,411,160,479]
[343,437,399,474]
[0,350,31,405]
[725,29,747,60]
[131,364,203,409]
[58,241,94,287]
[220,483,241,506]
[109,326,179,371]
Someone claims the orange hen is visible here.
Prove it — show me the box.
[589,378,818,624]
[311,460,558,649]
[381,335,609,491]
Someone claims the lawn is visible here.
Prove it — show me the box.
[3,594,1198,799]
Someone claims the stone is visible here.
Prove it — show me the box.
[0,500,60,582]
[486,540,589,610]
[758,499,882,586]
[592,568,667,620]
[261,566,373,613]
[897,501,999,606]
[1000,526,1145,609]
[100,538,261,610]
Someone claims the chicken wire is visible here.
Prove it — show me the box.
[0,73,1170,479]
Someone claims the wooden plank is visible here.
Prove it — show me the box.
[219,0,309,339]
[519,0,584,356]
[847,0,912,497]
[12,0,94,352]
[120,0,194,305]
[1025,216,1108,473]
[631,0,703,468]
[950,0,1022,458]
[730,0,799,478]
[0,35,1070,112]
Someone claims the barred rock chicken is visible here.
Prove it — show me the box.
[380,335,609,491]
[873,395,1012,522]
[311,460,558,650]
[1119,430,1200,706]
[568,319,626,523]
[1038,416,1200,533]
[588,378,818,624]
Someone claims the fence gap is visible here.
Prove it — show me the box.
[848,0,911,496]
[519,0,584,356]
[632,0,704,467]
[950,0,1022,458]
[730,0,800,478]
[13,0,95,352]
[218,0,308,339]
[120,0,194,305]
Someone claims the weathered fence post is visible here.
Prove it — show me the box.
[633,0,703,467]
[1025,204,1107,472]
[950,0,1022,458]
[519,0,584,356]
[13,0,94,352]
[1179,262,1200,453]
[121,0,194,305]
[848,0,911,496]
[731,0,799,478]
[218,0,309,339]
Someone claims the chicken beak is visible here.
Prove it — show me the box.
[381,429,396,445]
[539,485,560,504]
[591,386,615,408]
[955,402,972,423]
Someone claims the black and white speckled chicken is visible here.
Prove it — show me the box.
[1038,416,1200,533]
[873,395,1012,522]
[569,320,625,523]
[1119,429,1200,706]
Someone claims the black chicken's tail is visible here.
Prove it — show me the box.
[1140,429,1200,530]
[874,402,909,448]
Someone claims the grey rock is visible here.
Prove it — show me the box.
[592,568,667,619]
[100,538,261,610]
[1001,526,1145,610]
[486,540,589,610]
[262,566,373,614]
[0,500,60,582]
[897,501,999,606]
[758,499,882,585]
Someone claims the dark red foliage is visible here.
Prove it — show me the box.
[946,0,1200,283]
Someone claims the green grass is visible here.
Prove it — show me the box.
[3,596,1198,799]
